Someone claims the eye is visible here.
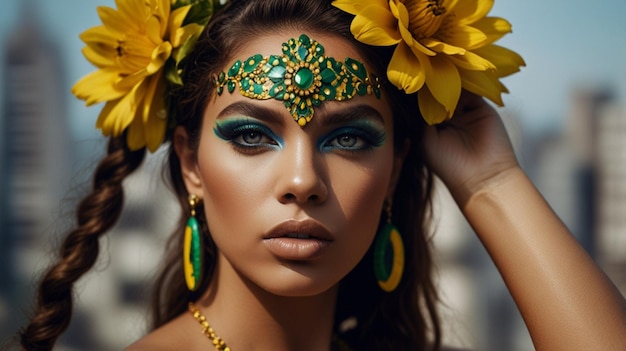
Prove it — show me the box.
[327,134,364,149]
[237,130,272,146]
[214,119,282,153]
[321,125,386,152]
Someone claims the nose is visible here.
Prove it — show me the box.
[275,139,328,205]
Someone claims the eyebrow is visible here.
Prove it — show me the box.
[216,101,385,126]
[321,104,385,126]
[217,101,283,124]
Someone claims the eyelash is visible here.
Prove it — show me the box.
[215,121,385,154]
[214,122,280,153]
[320,127,386,153]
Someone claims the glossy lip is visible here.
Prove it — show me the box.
[262,219,334,261]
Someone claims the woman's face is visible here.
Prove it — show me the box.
[178,31,404,297]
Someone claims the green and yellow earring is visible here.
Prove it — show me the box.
[183,194,203,292]
[373,200,405,292]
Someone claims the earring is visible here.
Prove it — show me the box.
[184,194,203,291]
[373,200,405,292]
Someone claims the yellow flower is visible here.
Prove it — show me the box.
[332,0,525,124]
[72,0,204,151]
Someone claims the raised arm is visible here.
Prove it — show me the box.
[424,93,626,350]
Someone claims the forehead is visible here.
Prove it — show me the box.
[228,31,366,66]
[214,31,389,127]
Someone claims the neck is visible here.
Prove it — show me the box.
[194,254,339,351]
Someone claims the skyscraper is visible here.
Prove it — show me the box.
[0,2,71,338]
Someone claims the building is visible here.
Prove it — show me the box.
[0,3,71,339]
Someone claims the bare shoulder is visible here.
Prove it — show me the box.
[124,313,203,351]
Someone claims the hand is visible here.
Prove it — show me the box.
[423,92,520,206]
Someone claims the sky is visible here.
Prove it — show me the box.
[1,0,625,137]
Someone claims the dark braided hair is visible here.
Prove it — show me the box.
[17,135,145,350]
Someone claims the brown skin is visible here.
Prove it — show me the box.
[425,92,626,350]
[126,34,626,350]
[128,32,404,350]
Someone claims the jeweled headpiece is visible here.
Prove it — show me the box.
[214,34,381,127]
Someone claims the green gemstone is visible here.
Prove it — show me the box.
[298,46,308,61]
[357,83,367,96]
[241,78,250,91]
[298,34,310,47]
[228,60,241,77]
[253,84,264,95]
[294,68,314,90]
[345,58,367,79]
[297,104,311,117]
[244,54,262,73]
[320,68,336,84]
[227,80,236,93]
[315,44,324,57]
[345,80,355,97]
[268,65,286,80]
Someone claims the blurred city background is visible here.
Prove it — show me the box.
[1,0,625,350]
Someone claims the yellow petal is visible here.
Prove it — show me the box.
[459,68,506,105]
[72,68,126,105]
[454,0,493,26]
[142,76,168,152]
[82,46,117,68]
[145,117,167,152]
[95,6,123,33]
[155,0,170,38]
[169,5,192,45]
[332,0,387,15]
[146,41,172,75]
[442,24,488,50]
[423,55,461,117]
[97,98,132,137]
[115,68,148,91]
[350,4,402,46]
[472,17,512,46]
[418,87,450,124]
[126,114,147,151]
[399,23,436,56]
[387,43,426,94]
[114,0,149,31]
[447,50,495,71]
[331,0,359,15]
[146,15,164,46]
[98,80,147,137]
[97,5,134,35]
[80,25,118,49]
[123,33,157,60]
[171,23,203,50]
[421,38,466,55]
[472,45,525,77]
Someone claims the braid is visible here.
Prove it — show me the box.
[18,136,145,351]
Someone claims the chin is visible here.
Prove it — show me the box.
[249,262,346,297]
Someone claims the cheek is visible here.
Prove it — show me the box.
[325,152,395,256]
[196,143,269,235]
[329,152,393,220]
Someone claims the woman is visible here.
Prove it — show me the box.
[17,0,626,350]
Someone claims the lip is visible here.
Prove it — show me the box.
[262,219,334,261]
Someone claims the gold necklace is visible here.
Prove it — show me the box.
[188,302,230,351]
[188,302,352,351]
